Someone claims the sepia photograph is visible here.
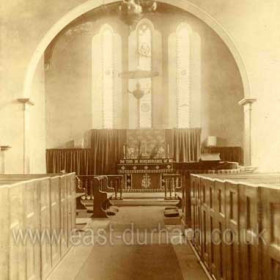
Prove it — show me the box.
[0,0,279,279]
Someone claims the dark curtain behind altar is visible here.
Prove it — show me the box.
[46,149,93,175]
[90,129,126,174]
[166,128,201,162]
[46,130,126,175]
[46,129,201,175]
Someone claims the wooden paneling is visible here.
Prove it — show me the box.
[50,176,61,268]
[59,175,69,256]
[239,183,260,280]
[225,181,240,280]
[40,179,52,279]
[202,146,243,164]
[190,173,280,280]
[0,185,9,280]
[9,183,25,280]
[203,178,215,276]
[178,163,241,229]
[261,186,280,280]
[24,180,41,280]
[213,180,227,280]
[0,173,76,280]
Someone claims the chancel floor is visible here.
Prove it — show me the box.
[48,207,208,280]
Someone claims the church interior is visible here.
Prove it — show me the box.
[0,0,280,279]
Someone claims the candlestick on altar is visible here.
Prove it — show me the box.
[167,144,170,159]
[123,145,126,159]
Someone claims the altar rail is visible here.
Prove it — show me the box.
[0,173,76,280]
[190,173,280,280]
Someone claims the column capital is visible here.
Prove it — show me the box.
[0,146,11,152]
[238,98,257,106]
[17,98,34,106]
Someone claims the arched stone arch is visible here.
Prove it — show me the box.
[23,0,250,99]
[22,0,251,165]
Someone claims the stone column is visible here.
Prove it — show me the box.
[0,146,11,174]
[18,98,34,174]
[239,98,256,166]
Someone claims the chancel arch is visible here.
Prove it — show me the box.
[20,0,248,175]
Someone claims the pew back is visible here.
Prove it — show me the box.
[190,173,280,280]
[0,173,76,280]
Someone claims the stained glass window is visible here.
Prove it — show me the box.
[138,21,152,128]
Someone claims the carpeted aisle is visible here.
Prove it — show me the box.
[75,244,184,280]
[49,207,207,280]
[76,207,183,280]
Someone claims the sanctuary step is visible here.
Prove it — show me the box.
[111,193,180,207]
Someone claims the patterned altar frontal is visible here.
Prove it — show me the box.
[126,129,166,159]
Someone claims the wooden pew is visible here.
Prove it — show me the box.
[189,173,280,280]
[78,175,123,201]
[92,176,111,218]
[176,162,242,229]
[261,184,280,280]
[0,173,76,280]
[92,175,120,218]
[77,175,123,217]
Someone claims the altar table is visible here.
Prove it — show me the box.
[117,159,174,191]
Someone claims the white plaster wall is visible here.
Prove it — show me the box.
[29,57,46,173]
[186,0,280,171]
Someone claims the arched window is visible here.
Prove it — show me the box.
[176,24,191,128]
[129,19,153,129]
[92,25,122,129]
[138,21,152,128]
[102,26,114,128]
[168,23,201,128]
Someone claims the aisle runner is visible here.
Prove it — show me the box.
[76,244,184,280]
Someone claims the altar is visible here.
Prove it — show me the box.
[117,159,174,192]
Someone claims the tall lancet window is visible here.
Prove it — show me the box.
[168,24,201,128]
[176,24,191,128]
[92,25,122,129]
[102,27,114,128]
[138,22,152,128]
[129,19,153,129]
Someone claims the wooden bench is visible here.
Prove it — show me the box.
[175,162,242,229]
[77,175,123,218]
[190,173,280,280]
[0,173,76,280]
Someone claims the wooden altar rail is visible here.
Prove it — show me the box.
[190,173,280,280]
[77,175,123,200]
[162,174,182,200]
[0,173,76,280]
